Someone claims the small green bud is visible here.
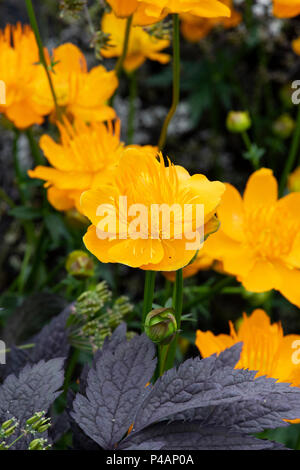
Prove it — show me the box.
[28,439,45,450]
[26,412,44,426]
[37,423,51,433]
[1,419,15,430]
[226,111,252,133]
[66,250,94,279]
[144,308,177,345]
[3,423,18,438]
[272,113,295,139]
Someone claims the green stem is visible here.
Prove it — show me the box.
[0,187,15,209]
[158,14,180,151]
[115,15,133,78]
[0,343,35,354]
[25,0,61,120]
[241,131,252,151]
[127,71,137,144]
[279,105,300,197]
[164,269,183,371]
[142,271,156,327]
[26,128,44,166]
[63,348,80,394]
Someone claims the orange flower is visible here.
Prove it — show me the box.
[180,0,241,43]
[34,43,118,122]
[205,168,300,307]
[101,11,170,72]
[107,0,231,26]
[292,37,300,55]
[273,0,300,18]
[28,119,125,212]
[196,309,300,387]
[80,150,225,271]
[0,24,52,129]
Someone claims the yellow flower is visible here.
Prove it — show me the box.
[107,0,231,26]
[292,37,300,55]
[34,43,118,122]
[0,24,52,129]
[163,246,214,282]
[80,150,225,271]
[273,0,300,18]
[28,119,125,212]
[288,167,300,192]
[205,168,300,307]
[196,309,300,387]
[180,0,241,43]
[101,12,170,72]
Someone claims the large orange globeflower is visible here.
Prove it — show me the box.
[107,0,231,26]
[101,12,170,72]
[204,168,300,308]
[80,149,225,271]
[28,119,126,212]
[34,43,118,122]
[273,0,300,18]
[180,0,241,43]
[196,309,300,387]
[0,24,52,129]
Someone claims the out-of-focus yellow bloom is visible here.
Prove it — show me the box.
[101,12,170,72]
[35,43,118,122]
[80,150,225,271]
[0,24,52,129]
[205,168,300,307]
[28,119,125,212]
[292,37,300,55]
[288,167,300,192]
[180,0,241,43]
[163,246,214,281]
[107,0,231,26]
[196,309,300,386]
[273,0,300,18]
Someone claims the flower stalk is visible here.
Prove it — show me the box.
[25,0,61,120]
[158,14,180,150]
[164,268,183,371]
[115,15,133,77]
[142,271,157,327]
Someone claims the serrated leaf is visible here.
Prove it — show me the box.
[120,422,285,450]
[72,333,156,449]
[0,358,65,449]
[134,350,300,431]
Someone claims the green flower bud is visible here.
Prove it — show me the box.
[28,438,45,450]
[66,250,94,279]
[3,424,18,437]
[226,111,252,133]
[26,412,44,426]
[272,113,295,139]
[1,419,16,430]
[144,308,177,345]
[37,423,51,433]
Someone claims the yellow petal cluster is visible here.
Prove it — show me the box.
[101,11,170,72]
[196,309,300,387]
[273,0,300,18]
[180,0,241,43]
[28,119,125,212]
[205,168,300,307]
[0,24,52,128]
[107,0,231,26]
[80,150,225,271]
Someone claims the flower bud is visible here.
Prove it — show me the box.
[66,250,94,279]
[1,419,15,430]
[272,113,295,139]
[28,438,47,450]
[226,111,251,133]
[144,308,177,345]
[288,166,300,192]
